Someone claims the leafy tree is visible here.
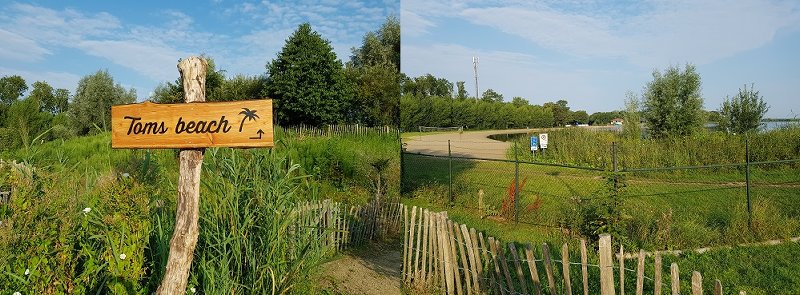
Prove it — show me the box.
[265,23,352,126]
[0,75,27,105]
[70,70,136,134]
[211,74,266,102]
[588,111,623,125]
[544,99,571,127]
[481,89,503,102]
[718,84,769,134]
[642,64,704,138]
[571,110,589,124]
[403,74,453,98]
[622,91,642,139]
[346,16,401,126]
[511,97,528,107]
[455,81,469,100]
[28,81,69,114]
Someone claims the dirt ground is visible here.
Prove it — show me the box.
[318,241,404,295]
[403,129,531,159]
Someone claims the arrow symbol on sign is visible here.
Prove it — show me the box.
[250,129,264,139]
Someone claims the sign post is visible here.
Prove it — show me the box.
[530,136,539,156]
[539,133,548,157]
[111,56,273,294]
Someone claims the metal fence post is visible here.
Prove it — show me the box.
[514,140,520,223]
[448,140,453,205]
[746,138,752,229]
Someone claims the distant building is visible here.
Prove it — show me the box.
[611,118,624,125]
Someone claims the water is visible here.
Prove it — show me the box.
[487,133,528,142]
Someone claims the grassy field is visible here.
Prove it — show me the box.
[401,127,800,293]
[0,129,399,293]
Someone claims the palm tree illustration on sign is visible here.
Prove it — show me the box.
[238,108,260,132]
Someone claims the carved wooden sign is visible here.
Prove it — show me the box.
[111,99,273,148]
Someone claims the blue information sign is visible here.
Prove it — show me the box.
[530,136,539,151]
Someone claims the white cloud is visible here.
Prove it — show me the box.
[401,9,434,37]
[405,0,800,67]
[77,40,188,82]
[0,29,50,61]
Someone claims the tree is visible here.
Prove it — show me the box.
[481,89,503,102]
[455,81,469,100]
[511,97,528,107]
[0,75,27,105]
[211,74,266,102]
[28,81,68,114]
[718,84,769,134]
[70,70,136,134]
[571,110,589,124]
[544,99,571,127]
[265,23,352,126]
[346,16,401,126]
[403,74,453,98]
[642,64,704,138]
[622,91,642,139]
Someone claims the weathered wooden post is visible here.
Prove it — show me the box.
[598,234,615,295]
[157,56,207,294]
[111,55,274,293]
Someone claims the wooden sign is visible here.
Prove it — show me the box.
[111,99,273,148]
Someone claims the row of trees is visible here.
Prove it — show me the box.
[401,63,770,136]
[152,18,400,127]
[0,71,135,150]
[400,74,594,129]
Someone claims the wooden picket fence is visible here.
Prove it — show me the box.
[290,199,405,252]
[401,205,748,295]
[280,124,399,137]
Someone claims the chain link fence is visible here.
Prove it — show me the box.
[401,139,800,248]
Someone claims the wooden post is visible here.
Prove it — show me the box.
[598,234,615,295]
[406,206,416,283]
[453,222,473,294]
[691,271,702,295]
[541,243,557,295]
[671,263,680,295]
[509,243,529,294]
[461,224,480,293]
[156,56,206,295]
[562,243,573,295]
[713,279,722,295]
[620,245,626,295]
[654,254,662,295]
[636,249,645,295]
[488,237,506,295]
[581,239,589,295]
[479,232,497,295]
[496,240,515,295]
[447,220,463,295]
[525,243,543,295]
[418,209,428,284]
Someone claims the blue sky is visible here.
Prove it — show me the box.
[402,0,800,118]
[1,0,397,101]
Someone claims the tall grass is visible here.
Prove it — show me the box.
[511,127,800,169]
[1,129,399,293]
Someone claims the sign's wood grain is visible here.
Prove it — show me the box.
[111,99,273,148]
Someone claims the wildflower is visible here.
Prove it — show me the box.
[119,253,126,260]
[24,268,29,275]
[82,207,91,215]
[122,172,130,178]
[190,287,196,293]
[13,292,21,295]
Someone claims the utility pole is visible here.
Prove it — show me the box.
[472,56,479,99]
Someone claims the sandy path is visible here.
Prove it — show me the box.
[319,242,403,295]
[403,129,532,160]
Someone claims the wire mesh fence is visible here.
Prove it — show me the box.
[401,139,800,248]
